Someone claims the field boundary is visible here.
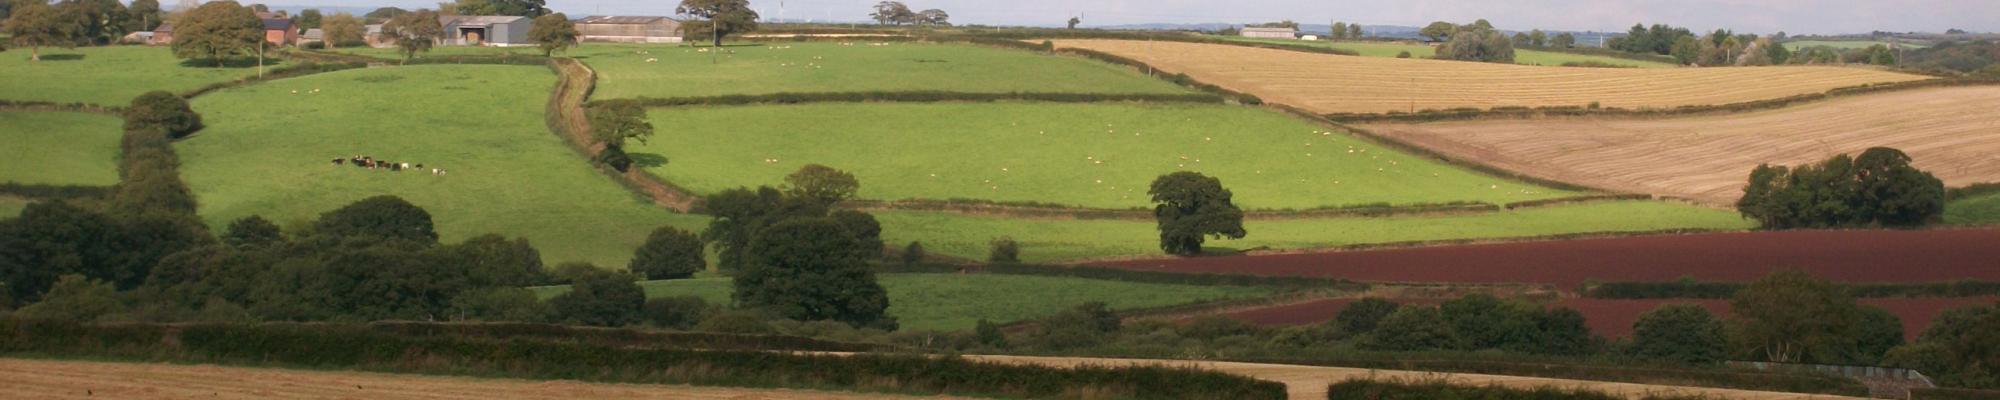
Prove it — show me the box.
[1069,227,1740,265]
[0,100,124,115]
[593,91,1226,108]
[545,57,701,211]
[1329,78,1995,123]
[0,182,114,201]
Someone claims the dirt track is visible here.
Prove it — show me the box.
[1360,86,2000,205]
[1051,39,1926,115]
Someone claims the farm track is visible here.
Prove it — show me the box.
[1051,39,1928,115]
[1361,86,2000,205]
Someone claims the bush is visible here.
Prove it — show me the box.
[302,41,326,49]
[1326,377,1716,400]
[221,215,283,247]
[124,91,203,138]
[628,226,704,280]
[1179,315,1257,340]
[696,310,779,335]
[547,268,644,327]
[1363,307,1456,351]
[1630,304,1727,364]
[1395,51,1411,58]
[1333,298,1399,336]
[641,296,714,330]
[1738,147,1945,229]
[312,195,438,244]
[900,241,926,266]
[14,275,124,321]
[988,237,1020,263]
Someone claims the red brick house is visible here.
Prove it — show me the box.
[258,12,298,46]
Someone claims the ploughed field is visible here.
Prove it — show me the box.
[1221,37,1678,68]
[1362,86,2000,205]
[1094,229,2000,289]
[0,111,124,186]
[0,46,258,105]
[638,102,1576,209]
[1051,39,1929,115]
[1219,297,1997,340]
[177,65,707,267]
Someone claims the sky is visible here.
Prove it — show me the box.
[260,0,1999,35]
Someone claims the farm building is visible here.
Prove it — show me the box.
[150,24,174,45]
[301,28,324,45]
[575,16,684,43]
[259,13,298,46]
[440,15,532,46]
[364,24,392,47]
[1240,27,1298,39]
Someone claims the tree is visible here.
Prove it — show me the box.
[1730,270,1860,363]
[1349,23,1362,39]
[1363,307,1457,351]
[1669,35,1700,65]
[124,91,203,138]
[170,1,261,67]
[1329,22,1346,39]
[527,12,576,56]
[677,0,756,48]
[313,195,438,245]
[455,0,546,17]
[62,0,132,45]
[783,164,860,207]
[585,101,653,161]
[436,234,547,287]
[1511,32,1530,47]
[128,0,163,32]
[915,9,948,26]
[1439,27,1515,63]
[0,202,121,305]
[869,1,912,25]
[1631,304,1728,364]
[1552,32,1576,48]
[1066,16,1079,30]
[363,7,406,23]
[629,226,704,280]
[548,268,644,326]
[1148,172,1246,256]
[1333,298,1399,335]
[295,8,320,31]
[1738,147,1944,229]
[1528,29,1547,47]
[15,275,124,321]
[384,10,443,62]
[733,217,893,329]
[988,237,1020,263]
[1847,306,1906,364]
[222,215,282,247]
[320,12,363,46]
[700,186,827,273]
[900,241,925,266]
[1418,21,1456,42]
[3,1,81,62]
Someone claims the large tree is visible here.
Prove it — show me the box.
[294,8,320,31]
[628,226,704,280]
[783,164,859,207]
[1738,147,1944,229]
[527,12,576,57]
[915,9,948,26]
[701,186,828,273]
[547,268,645,326]
[733,217,893,329]
[312,195,438,245]
[677,0,756,47]
[3,1,82,62]
[319,12,364,46]
[61,0,132,45]
[1631,304,1728,364]
[124,90,203,138]
[383,10,443,62]
[869,1,913,25]
[1729,270,1861,363]
[127,0,163,32]
[170,0,262,67]
[1148,172,1246,256]
[1418,21,1456,42]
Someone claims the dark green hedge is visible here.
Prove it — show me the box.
[0,183,113,200]
[594,91,1225,108]
[0,319,1285,400]
[0,99,123,114]
[1912,387,2000,400]
[179,61,369,98]
[880,263,1365,290]
[1948,182,2000,201]
[1327,378,1712,400]
[1585,279,2000,299]
[363,321,881,352]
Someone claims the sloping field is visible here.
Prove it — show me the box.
[638,102,1576,210]
[0,46,256,105]
[0,111,123,186]
[1222,37,1677,68]
[580,42,1190,99]
[0,358,951,400]
[179,65,707,267]
[1362,86,2000,204]
[1052,39,1928,114]
[1093,229,2000,289]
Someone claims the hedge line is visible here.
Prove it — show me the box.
[1947,182,2000,201]
[593,91,1226,108]
[1502,194,1655,209]
[880,262,1366,290]
[1912,387,2000,400]
[1584,279,2000,299]
[0,319,1286,400]
[1054,47,1266,105]
[363,321,882,352]
[0,182,113,200]
[1326,378,1712,400]
[1326,78,2000,123]
[1270,356,1869,397]
[0,99,123,114]
[841,198,1502,221]
[178,61,369,98]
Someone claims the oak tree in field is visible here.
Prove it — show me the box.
[869,1,913,25]
[585,101,652,171]
[1148,172,1245,256]
[1348,23,1362,39]
[1438,22,1515,63]
[628,226,704,280]
[1631,304,1728,364]
[701,186,828,273]
[1066,16,1080,30]
[319,12,364,47]
[1737,147,1944,229]
[1418,21,1456,41]
[3,1,81,62]
[1729,270,1866,363]
[548,267,645,326]
[527,12,577,56]
[170,1,262,67]
[313,195,438,245]
[1552,32,1576,48]
[66,0,133,45]
[733,217,894,329]
[383,10,444,62]
[677,0,757,48]
[1330,22,1346,39]
[783,164,860,207]
[916,8,949,26]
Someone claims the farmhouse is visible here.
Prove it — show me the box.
[259,13,298,46]
[1240,27,1298,39]
[301,28,324,45]
[150,24,174,45]
[440,15,532,46]
[574,16,684,43]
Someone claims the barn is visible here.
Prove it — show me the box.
[1240,27,1299,39]
[150,24,174,45]
[574,16,683,43]
[439,15,532,46]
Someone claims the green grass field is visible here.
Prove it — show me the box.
[637,102,1576,210]
[1946,192,2000,225]
[0,111,123,186]
[177,65,707,266]
[0,46,258,105]
[530,273,1275,331]
[1785,40,1930,50]
[1219,37,1676,68]
[874,201,1754,262]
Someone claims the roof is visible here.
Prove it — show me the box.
[262,18,292,30]
[440,15,529,26]
[303,28,324,40]
[154,23,174,33]
[575,16,676,25]
[1241,27,1297,33]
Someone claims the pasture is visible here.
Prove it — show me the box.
[1223,37,1676,68]
[0,46,258,105]
[638,102,1576,210]
[531,273,1275,331]
[876,200,1753,262]
[1053,39,1929,115]
[1362,86,2000,204]
[177,65,707,267]
[0,111,123,186]
[1948,192,2000,225]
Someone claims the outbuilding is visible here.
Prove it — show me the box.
[439,15,532,46]
[1240,27,1299,39]
[574,16,684,43]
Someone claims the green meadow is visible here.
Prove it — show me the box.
[0,46,257,105]
[1947,192,2000,226]
[1221,37,1677,68]
[177,65,706,267]
[0,111,124,186]
[637,102,1576,210]
[531,273,1276,331]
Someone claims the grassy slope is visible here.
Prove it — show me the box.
[0,111,123,186]
[1947,192,2000,225]
[1222,37,1675,68]
[876,201,1755,262]
[178,65,707,267]
[637,102,1576,209]
[531,273,1275,331]
[0,46,256,105]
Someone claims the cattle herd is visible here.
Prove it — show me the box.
[332,155,446,175]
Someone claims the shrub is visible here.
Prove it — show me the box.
[312,195,438,245]
[124,91,203,138]
[628,226,704,280]
[14,275,124,321]
[900,241,926,266]
[641,296,714,330]
[1631,304,1727,364]
[1179,315,1258,340]
[547,268,644,327]
[1333,298,1399,336]
[1363,307,1456,351]
[1395,50,1411,58]
[975,318,1007,347]
[988,237,1020,263]
[548,262,599,284]
[221,215,282,247]
[696,310,779,335]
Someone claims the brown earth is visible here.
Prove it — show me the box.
[1359,86,2000,205]
[1050,39,1928,115]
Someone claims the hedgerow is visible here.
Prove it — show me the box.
[1326,377,1716,400]
[879,262,1365,290]
[1585,279,2000,299]
[0,183,113,200]
[1326,78,2000,123]
[594,91,1225,108]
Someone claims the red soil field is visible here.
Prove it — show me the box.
[1224,297,1999,339]
[1095,229,2000,290]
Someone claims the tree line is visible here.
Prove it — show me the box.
[868,1,948,27]
[3,0,165,60]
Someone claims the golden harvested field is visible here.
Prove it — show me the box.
[1052,39,1930,115]
[1360,86,2000,204]
[0,358,959,400]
